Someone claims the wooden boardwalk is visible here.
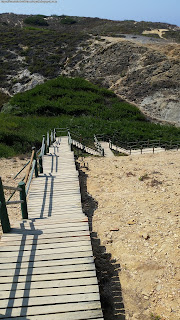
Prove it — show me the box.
[0,137,103,320]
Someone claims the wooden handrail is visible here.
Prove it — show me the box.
[24,148,35,185]
[3,185,22,191]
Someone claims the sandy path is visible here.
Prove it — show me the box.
[142,29,169,39]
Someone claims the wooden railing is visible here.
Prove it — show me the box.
[95,133,180,155]
[94,135,104,156]
[0,132,55,233]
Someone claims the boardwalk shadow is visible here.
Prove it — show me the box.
[1,221,42,319]
[78,164,126,320]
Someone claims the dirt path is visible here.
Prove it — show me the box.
[79,151,180,320]
[142,29,169,39]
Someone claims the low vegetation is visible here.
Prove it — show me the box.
[60,16,77,25]
[1,76,180,157]
[24,15,49,27]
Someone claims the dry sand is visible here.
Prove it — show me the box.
[79,151,180,320]
[0,156,28,237]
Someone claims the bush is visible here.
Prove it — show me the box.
[24,15,49,27]
[60,16,77,25]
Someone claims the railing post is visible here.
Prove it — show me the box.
[18,181,28,219]
[32,147,38,178]
[43,135,47,155]
[0,177,11,233]
[51,130,53,144]
[47,131,50,153]
[39,155,43,173]
[54,128,56,141]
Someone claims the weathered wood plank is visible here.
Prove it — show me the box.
[10,221,88,231]
[0,256,94,270]
[0,239,90,250]
[0,262,95,277]
[0,292,100,309]
[0,276,98,291]
[0,244,92,258]
[12,217,88,226]
[0,235,90,246]
[0,284,99,299]
[0,301,102,318]
[0,250,93,263]
[2,310,103,320]
[1,230,90,241]
[0,270,97,283]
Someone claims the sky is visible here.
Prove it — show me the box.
[0,0,180,27]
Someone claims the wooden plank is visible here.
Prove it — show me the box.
[0,276,98,291]
[12,217,88,225]
[1,230,90,241]
[0,270,97,284]
[0,236,90,246]
[0,292,100,309]
[0,244,92,258]
[27,208,84,214]
[0,234,90,245]
[11,221,88,230]
[3,310,103,320]
[0,250,93,263]
[0,262,95,277]
[0,284,99,299]
[0,239,91,251]
[1,225,89,236]
[0,301,102,318]
[0,256,94,270]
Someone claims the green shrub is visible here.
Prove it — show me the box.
[24,15,49,27]
[1,76,180,158]
[60,16,77,25]
[0,143,16,158]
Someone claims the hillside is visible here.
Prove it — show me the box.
[1,76,180,158]
[0,13,180,125]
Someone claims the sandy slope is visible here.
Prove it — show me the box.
[0,157,28,237]
[79,151,180,320]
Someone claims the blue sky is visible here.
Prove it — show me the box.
[0,0,180,26]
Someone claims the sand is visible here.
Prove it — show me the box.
[79,151,180,320]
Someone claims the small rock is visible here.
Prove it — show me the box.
[140,232,150,240]
[127,219,136,225]
[110,227,119,231]
[156,284,162,291]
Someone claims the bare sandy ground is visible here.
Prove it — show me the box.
[142,29,169,39]
[79,151,180,320]
[0,157,28,237]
